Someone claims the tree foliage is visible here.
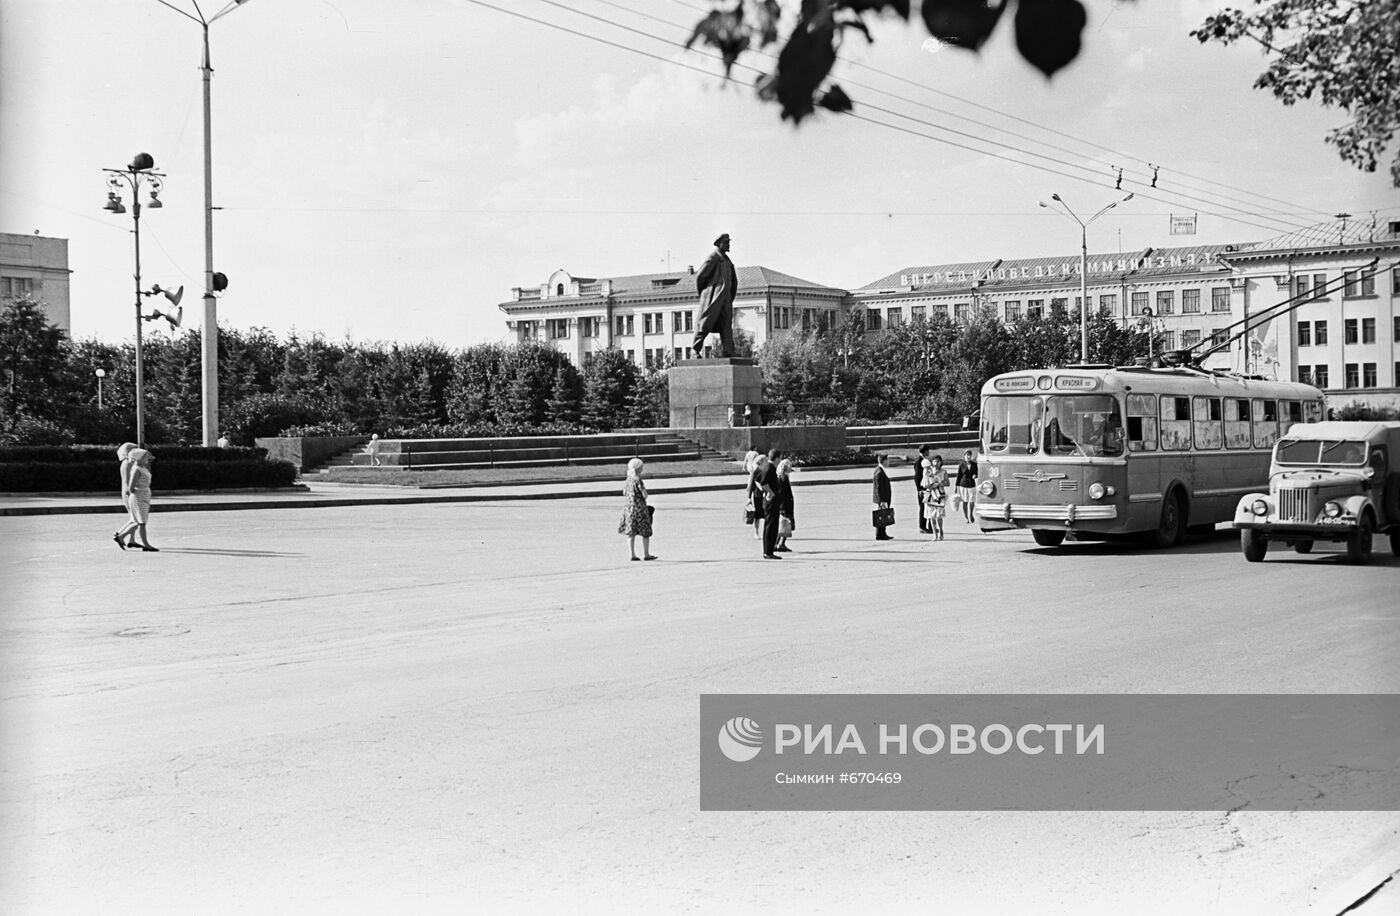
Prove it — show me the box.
[686,0,1090,123]
[1193,0,1400,185]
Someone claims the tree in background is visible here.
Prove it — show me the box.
[581,348,639,431]
[1193,0,1400,186]
[0,297,73,431]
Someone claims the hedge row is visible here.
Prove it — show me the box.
[0,458,297,493]
[0,445,269,464]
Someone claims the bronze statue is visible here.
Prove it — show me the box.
[692,233,738,357]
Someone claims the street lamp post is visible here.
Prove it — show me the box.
[1039,192,1133,363]
[95,368,106,409]
[104,153,167,447]
[157,0,251,446]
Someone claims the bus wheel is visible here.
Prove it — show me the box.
[1152,492,1183,549]
[1346,515,1373,565]
[1032,529,1066,548]
[1292,540,1313,554]
[1241,529,1267,562]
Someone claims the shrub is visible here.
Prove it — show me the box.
[0,416,76,446]
[1332,402,1400,421]
[0,457,295,492]
[787,448,872,468]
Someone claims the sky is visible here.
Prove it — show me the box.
[3,0,1398,349]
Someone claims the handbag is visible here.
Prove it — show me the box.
[872,506,895,528]
[778,515,794,537]
[647,505,655,521]
[744,498,756,525]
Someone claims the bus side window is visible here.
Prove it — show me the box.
[1305,400,1324,422]
[1252,398,1279,448]
[1126,394,1157,452]
[1280,399,1302,434]
[1193,396,1223,450]
[1224,397,1251,449]
[1160,395,1191,451]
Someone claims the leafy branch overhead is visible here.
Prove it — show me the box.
[1192,0,1400,187]
[685,0,1089,123]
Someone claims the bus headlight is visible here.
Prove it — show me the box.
[1323,501,1343,518]
[1251,499,1269,516]
[1088,482,1105,500]
[979,480,996,498]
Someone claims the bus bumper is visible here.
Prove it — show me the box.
[974,503,1119,524]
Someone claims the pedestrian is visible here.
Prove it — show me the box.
[111,442,138,549]
[954,448,979,524]
[692,232,738,357]
[924,454,950,541]
[216,431,231,448]
[367,433,382,467]
[114,447,158,552]
[618,457,656,561]
[914,444,932,533]
[759,448,783,559]
[774,459,796,553]
[746,452,768,540]
[872,452,893,541]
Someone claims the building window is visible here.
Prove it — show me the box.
[865,309,882,331]
[933,303,949,319]
[1312,273,1327,297]
[1098,294,1117,312]
[672,310,693,333]
[1362,317,1376,343]
[582,351,594,369]
[1363,363,1377,388]
[1314,364,1329,388]
[0,276,34,299]
[1345,363,1359,388]
[1298,366,1312,385]
[1361,270,1376,296]
[1132,291,1149,315]
[1027,299,1044,319]
[1295,275,1310,299]
[1344,318,1358,344]
[911,305,926,322]
[555,283,565,297]
[1343,270,1375,297]
[886,307,902,328]
[674,346,683,363]
[1298,323,1311,346]
[1156,290,1175,315]
[1004,301,1021,322]
[642,312,664,334]
[953,303,970,324]
[1182,329,1202,348]
[1182,289,1201,314]
[1211,287,1231,312]
[1160,331,1176,351]
[546,318,569,339]
[626,349,636,365]
[1050,297,1068,315]
[1395,316,1400,342]
[1209,327,1228,347]
[1315,321,1328,345]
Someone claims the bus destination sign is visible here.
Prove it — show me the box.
[1055,376,1099,391]
[994,377,1036,392]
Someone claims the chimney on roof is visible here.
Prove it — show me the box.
[688,265,695,274]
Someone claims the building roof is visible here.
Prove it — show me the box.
[1240,219,1398,255]
[501,265,845,311]
[857,243,1249,294]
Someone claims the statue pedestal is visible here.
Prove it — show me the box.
[669,358,762,428]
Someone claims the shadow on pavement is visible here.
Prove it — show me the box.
[158,547,307,558]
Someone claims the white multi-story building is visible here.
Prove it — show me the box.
[498,265,846,369]
[0,232,72,332]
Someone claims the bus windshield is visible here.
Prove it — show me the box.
[983,395,1042,455]
[1042,395,1124,457]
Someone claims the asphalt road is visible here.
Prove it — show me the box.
[2,482,1396,915]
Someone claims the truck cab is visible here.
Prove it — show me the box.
[1233,420,1400,564]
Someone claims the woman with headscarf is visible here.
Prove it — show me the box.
[773,459,796,553]
[112,442,138,549]
[618,457,655,561]
[114,447,158,552]
[746,452,769,540]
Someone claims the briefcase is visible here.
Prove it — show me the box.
[872,507,895,528]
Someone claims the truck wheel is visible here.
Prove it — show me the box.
[1032,529,1066,548]
[1346,514,1374,565]
[1292,540,1313,554]
[1241,529,1267,562]
[1152,491,1183,549]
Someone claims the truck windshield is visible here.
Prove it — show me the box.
[1275,439,1368,466]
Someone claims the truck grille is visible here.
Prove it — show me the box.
[1276,488,1312,523]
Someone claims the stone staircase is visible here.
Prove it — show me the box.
[846,423,980,453]
[317,431,728,472]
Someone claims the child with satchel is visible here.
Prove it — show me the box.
[923,454,950,541]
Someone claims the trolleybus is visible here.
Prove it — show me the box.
[975,366,1324,547]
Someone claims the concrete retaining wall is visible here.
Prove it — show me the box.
[256,436,366,472]
[680,426,845,457]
